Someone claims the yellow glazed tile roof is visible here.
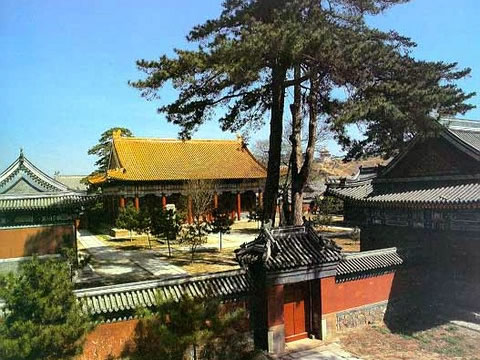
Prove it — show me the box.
[91,137,267,183]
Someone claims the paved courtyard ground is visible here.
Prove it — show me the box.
[279,340,361,360]
[76,221,360,285]
[76,229,186,287]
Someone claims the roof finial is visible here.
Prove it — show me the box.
[18,148,24,164]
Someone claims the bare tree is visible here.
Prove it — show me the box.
[185,179,215,219]
[181,180,216,262]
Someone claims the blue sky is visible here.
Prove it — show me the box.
[1,0,479,175]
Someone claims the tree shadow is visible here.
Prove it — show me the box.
[384,257,480,336]
[233,228,261,236]
[23,226,73,256]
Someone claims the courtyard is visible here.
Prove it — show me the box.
[75,219,360,286]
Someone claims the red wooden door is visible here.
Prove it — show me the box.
[283,283,308,342]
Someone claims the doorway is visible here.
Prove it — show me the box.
[284,282,309,342]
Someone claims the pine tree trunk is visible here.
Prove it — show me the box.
[291,72,319,225]
[290,65,304,226]
[263,64,287,225]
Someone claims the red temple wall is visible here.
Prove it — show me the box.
[78,320,138,360]
[0,224,73,259]
[321,273,396,315]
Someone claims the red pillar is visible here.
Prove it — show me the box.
[134,196,140,211]
[187,195,193,224]
[213,192,218,209]
[236,192,241,221]
[119,196,125,209]
[162,195,167,209]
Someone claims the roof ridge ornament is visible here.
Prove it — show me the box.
[19,148,24,163]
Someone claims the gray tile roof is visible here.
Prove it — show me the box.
[235,225,343,271]
[0,152,71,195]
[449,129,480,153]
[75,270,250,319]
[0,192,95,211]
[54,175,88,191]
[328,182,480,207]
[326,118,480,208]
[337,248,403,276]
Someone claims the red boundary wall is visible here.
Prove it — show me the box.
[0,224,73,259]
[78,320,138,360]
[321,273,395,315]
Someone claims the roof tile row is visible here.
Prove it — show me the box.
[337,248,403,276]
[75,270,250,317]
[328,182,480,207]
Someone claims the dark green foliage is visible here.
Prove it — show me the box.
[134,208,154,248]
[88,127,133,173]
[210,210,234,250]
[150,207,183,257]
[116,204,140,241]
[180,220,212,263]
[0,257,91,360]
[312,195,343,225]
[85,197,107,233]
[130,0,474,221]
[125,295,253,360]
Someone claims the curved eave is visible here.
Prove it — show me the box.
[327,188,480,209]
[93,174,267,183]
[0,193,97,212]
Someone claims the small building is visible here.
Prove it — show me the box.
[88,131,267,222]
[326,119,480,308]
[235,224,403,354]
[0,151,93,265]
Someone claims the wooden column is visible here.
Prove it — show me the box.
[162,194,167,209]
[187,195,193,224]
[213,192,219,209]
[134,196,140,211]
[236,192,241,221]
[119,196,125,209]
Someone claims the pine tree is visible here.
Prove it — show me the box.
[88,127,133,173]
[150,207,183,257]
[116,204,140,241]
[134,208,153,249]
[180,220,211,263]
[127,295,253,360]
[130,0,473,223]
[210,210,234,251]
[0,257,91,360]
